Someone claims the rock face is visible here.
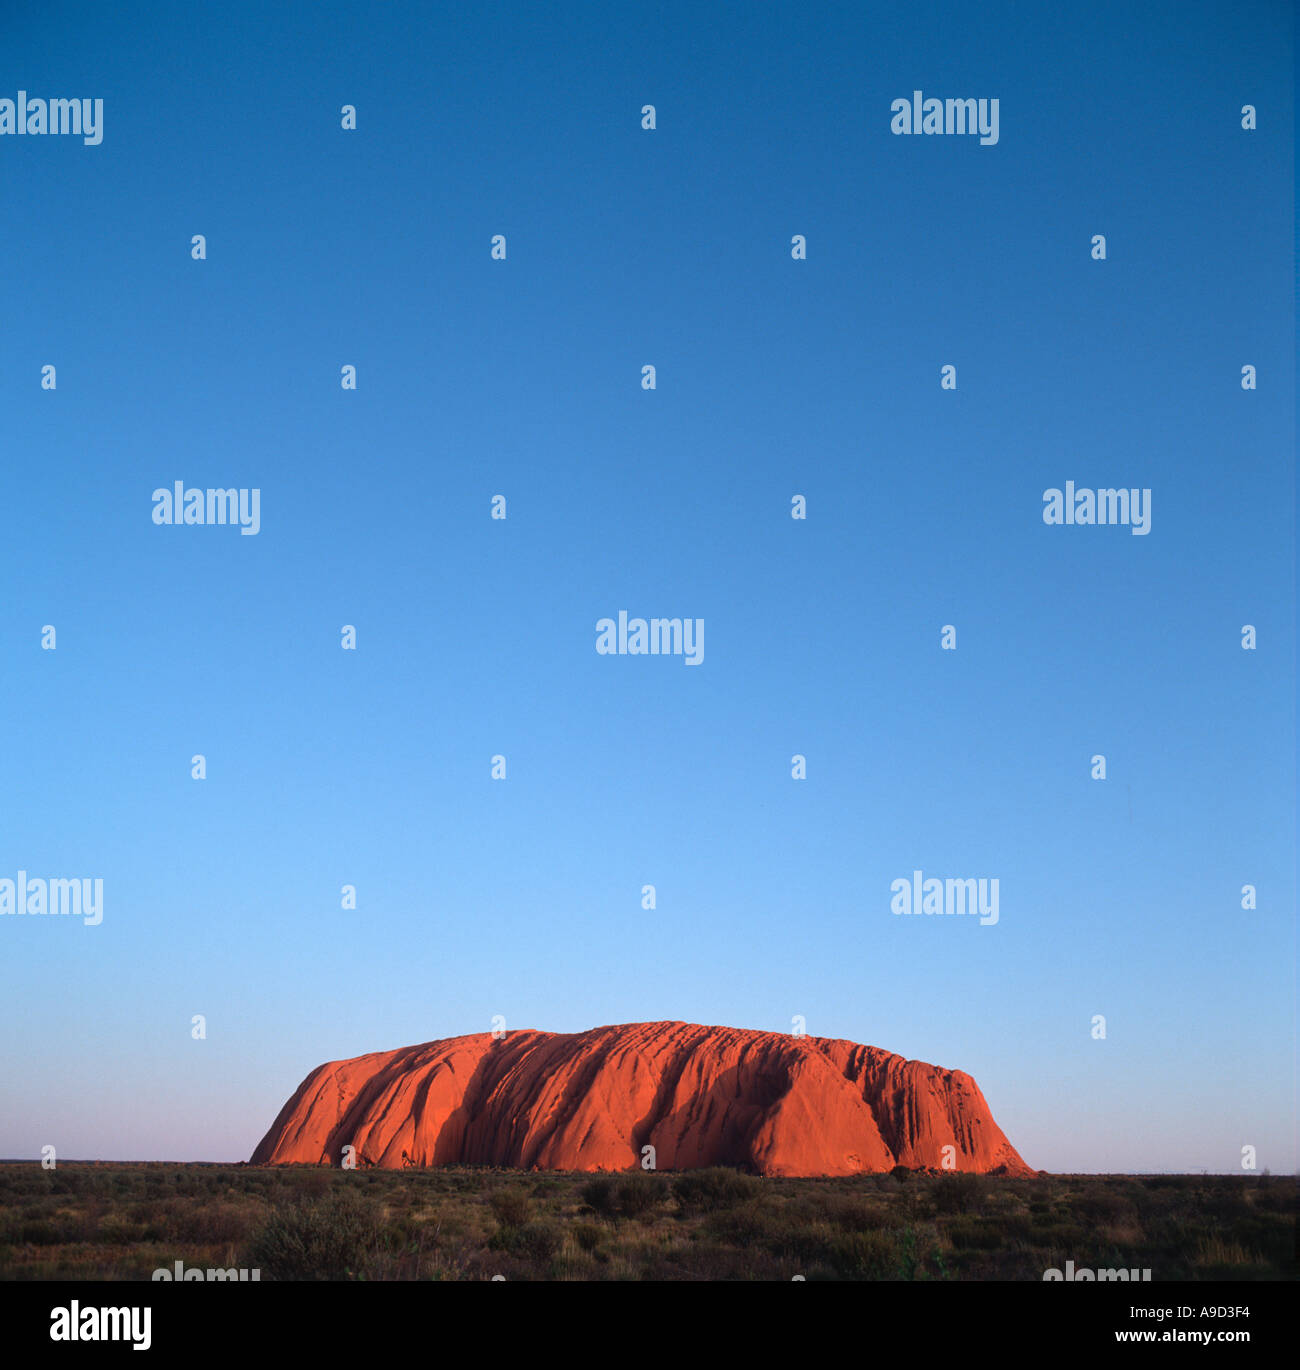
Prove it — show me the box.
[251,1021,1031,1176]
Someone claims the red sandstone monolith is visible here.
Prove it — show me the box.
[251,1021,1032,1176]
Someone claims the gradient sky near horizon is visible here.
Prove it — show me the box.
[0,1,1294,1173]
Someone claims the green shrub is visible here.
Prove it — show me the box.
[579,1175,619,1217]
[96,1214,147,1245]
[294,1169,332,1200]
[170,1202,253,1245]
[612,1172,666,1218]
[488,1188,532,1228]
[946,1216,1003,1250]
[828,1228,900,1278]
[1073,1191,1134,1225]
[245,1189,380,1281]
[704,1199,781,1246]
[578,1171,667,1220]
[1036,1222,1090,1249]
[489,1220,562,1260]
[672,1168,760,1214]
[572,1222,604,1252]
[932,1172,984,1215]
[822,1196,882,1232]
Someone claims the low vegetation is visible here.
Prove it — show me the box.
[0,1163,1292,1281]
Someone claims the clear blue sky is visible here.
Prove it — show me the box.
[0,1,1294,1173]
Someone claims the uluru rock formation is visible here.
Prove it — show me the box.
[251,1022,1031,1176]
